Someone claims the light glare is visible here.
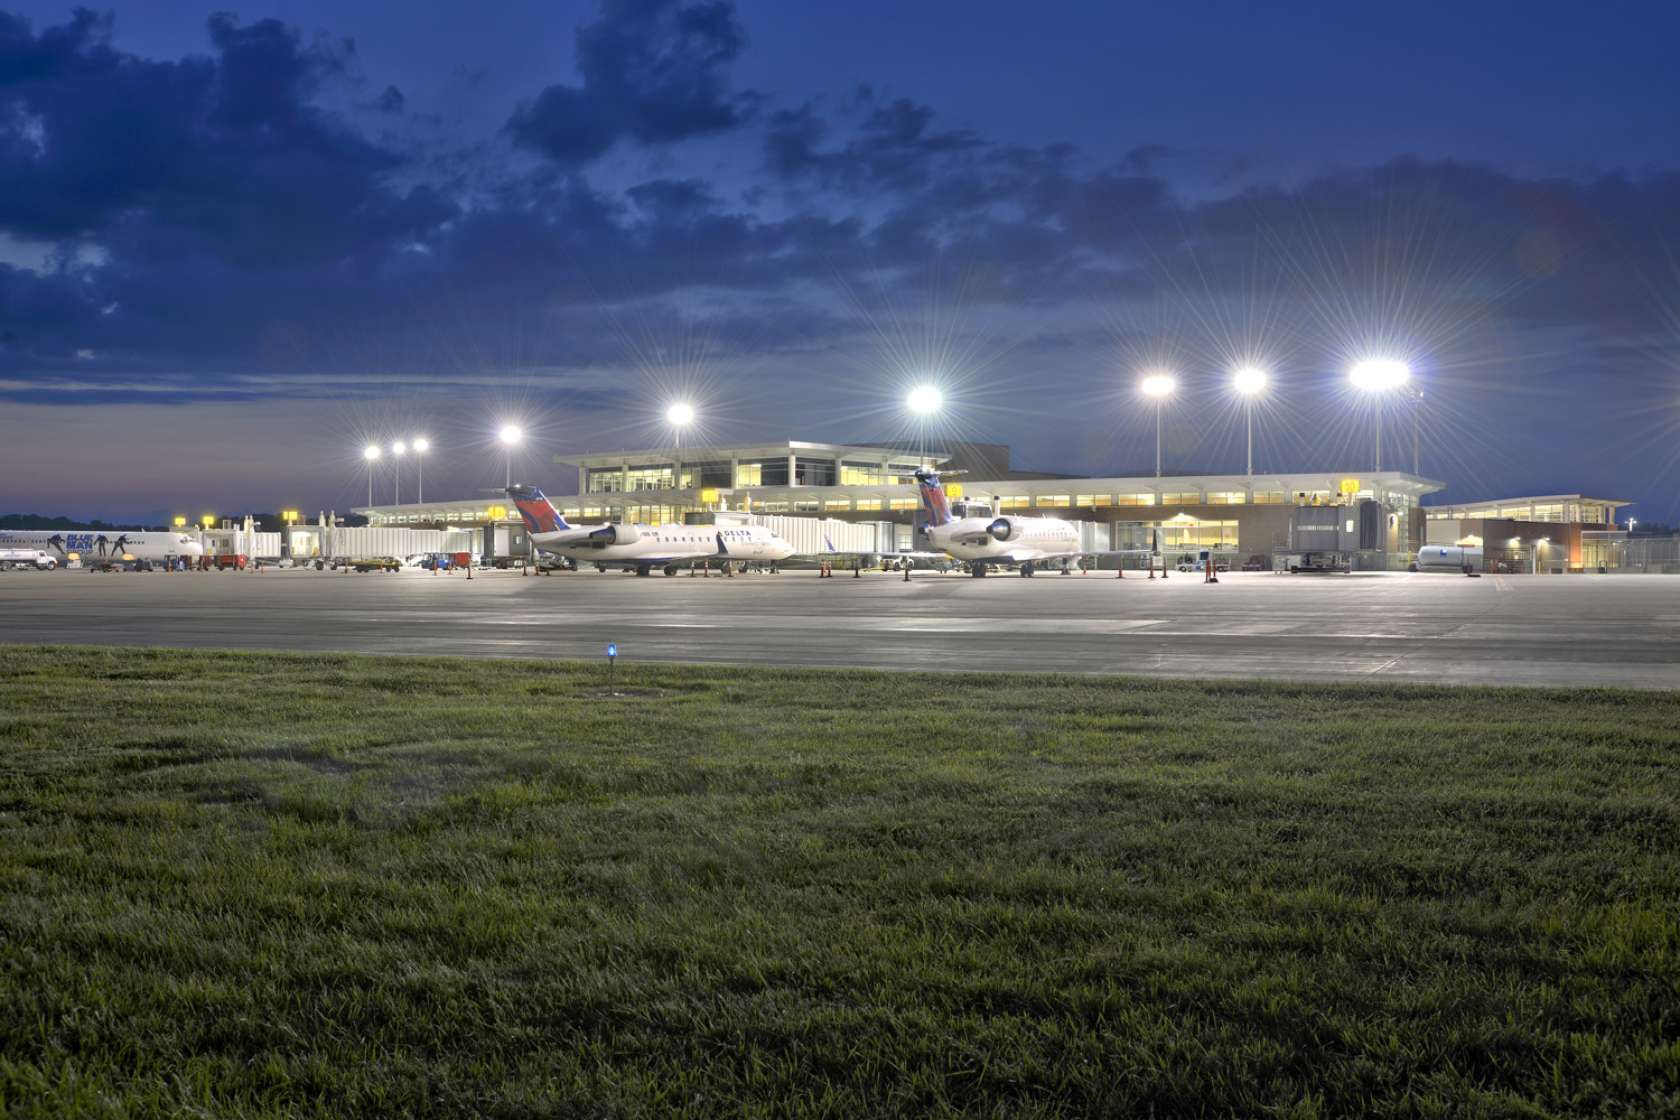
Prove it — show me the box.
[1232,366,1268,395]
[666,402,695,426]
[392,440,406,455]
[497,424,522,446]
[412,437,429,452]
[906,385,942,415]
[362,445,380,461]
[1349,357,1411,392]
[1139,373,1176,398]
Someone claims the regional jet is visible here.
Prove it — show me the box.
[506,486,795,576]
[0,529,204,567]
[914,469,1147,576]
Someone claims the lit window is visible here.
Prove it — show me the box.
[854,499,882,511]
[794,500,819,512]
[1035,495,1071,508]
[1251,491,1284,504]
[1075,494,1113,507]
[825,500,851,511]
[1207,491,1246,505]
[1116,494,1155,506]
[999,496,1030,510]
[735,463,763,488]
[1160,492,1200,505]
[888,498,917,511]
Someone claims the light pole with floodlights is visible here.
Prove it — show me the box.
[1232,366,1267,477]
[362,444,380,506]
[1140,373,1176,478]
[391,440,406,505]
[666,402,694,492]
[497,424,522,488]
[1348,358,1411,472]
[412,437,429,503]
[906,384,942,464]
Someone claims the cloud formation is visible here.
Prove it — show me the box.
[506,0,753,165]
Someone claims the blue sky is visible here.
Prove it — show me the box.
[1,0,1677,521]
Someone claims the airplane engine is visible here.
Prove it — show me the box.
[987,517,1025,542]
[587,524,641,546]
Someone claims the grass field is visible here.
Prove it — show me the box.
[1,646,1676,1117]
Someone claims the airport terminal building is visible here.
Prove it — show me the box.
[356,439,1453,564]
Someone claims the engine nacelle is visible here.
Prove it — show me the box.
[588,523,641,547]
[987,517,1026,542]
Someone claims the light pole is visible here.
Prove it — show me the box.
[906,385,942,463]
[362,444,380,506]
[497,424,522,488]
[412,437,429,503]
[1232,366,1268,477]
[1348,358,1410,472]
[666,402,695,491]
[1140,373,1176,478]
[391,440,406,505]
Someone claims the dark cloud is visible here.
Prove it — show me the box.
[506,0,753,165]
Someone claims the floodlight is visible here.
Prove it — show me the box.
[412,437,430,453]
[363,445,380,461]
[1349,358,1410,392]
[1232,367,1268,394]
[906,385,942,415]
[1140,373,1176,398]
[497,424,522,446]
[666,402,695,427]
[392,440,407,456]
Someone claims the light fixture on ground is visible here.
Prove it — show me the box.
[362,444,381,506]
[905,385,942,462]
[497,424,522,488]
[1139,373,1176,478]
[666,402,695,489]
[1231,366,1268,477]
[1348,358,1411,472]
[411,437,429,503]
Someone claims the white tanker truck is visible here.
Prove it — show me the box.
[1410,544,1483,574]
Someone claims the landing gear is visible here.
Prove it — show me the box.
[663,565,679,576]
[595,563,609,573]
[970,563,988,578]
[1019,563,1034,577]
[635,565,652,577]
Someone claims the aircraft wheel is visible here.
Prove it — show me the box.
[1019,563,1033,577]
[663,565,679,576]
[636,565,652,577]
[1408,562,1419,573]
[595,563,608,573]
[970,564,987,578]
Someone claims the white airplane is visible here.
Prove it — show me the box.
[0,529,204,568]
[507,486,795,576]
[914,469,1146,576]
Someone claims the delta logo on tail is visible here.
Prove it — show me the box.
[506,485,570,535]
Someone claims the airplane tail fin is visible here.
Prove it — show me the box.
[914,469,955,527]
[506,485,570,534]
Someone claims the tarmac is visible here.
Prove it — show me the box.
[3,565,1679,689]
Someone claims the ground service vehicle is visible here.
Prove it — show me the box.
[0,549,57,570]
[352,557,402,573]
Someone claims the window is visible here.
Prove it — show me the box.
[889,498,917,511]
[793,458,836,486]
[1160,492,1200,505]
[825,499,851,511]
[854,499,882,511]
[1293,491,1331,505]
[1251,491,1285,505]
[1530,504,1563,522]
[587,469,624,493]
[999,495,1030,510]
[1035,495,1071,508]
[758,501,788,513]
[1116,493,1154,506]
[840,462,891,485]
[794,500,819,512]
[1207,491,1247,505]
[1158,520,1238,550]
[735,463,762,488]
[1076,494,1113,507]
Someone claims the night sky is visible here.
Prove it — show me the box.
[2,1,1677,523]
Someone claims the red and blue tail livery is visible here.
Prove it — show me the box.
[915,469,955,527]
[506,485,570,534]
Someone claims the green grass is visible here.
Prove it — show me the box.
[1,646,1677,1118]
